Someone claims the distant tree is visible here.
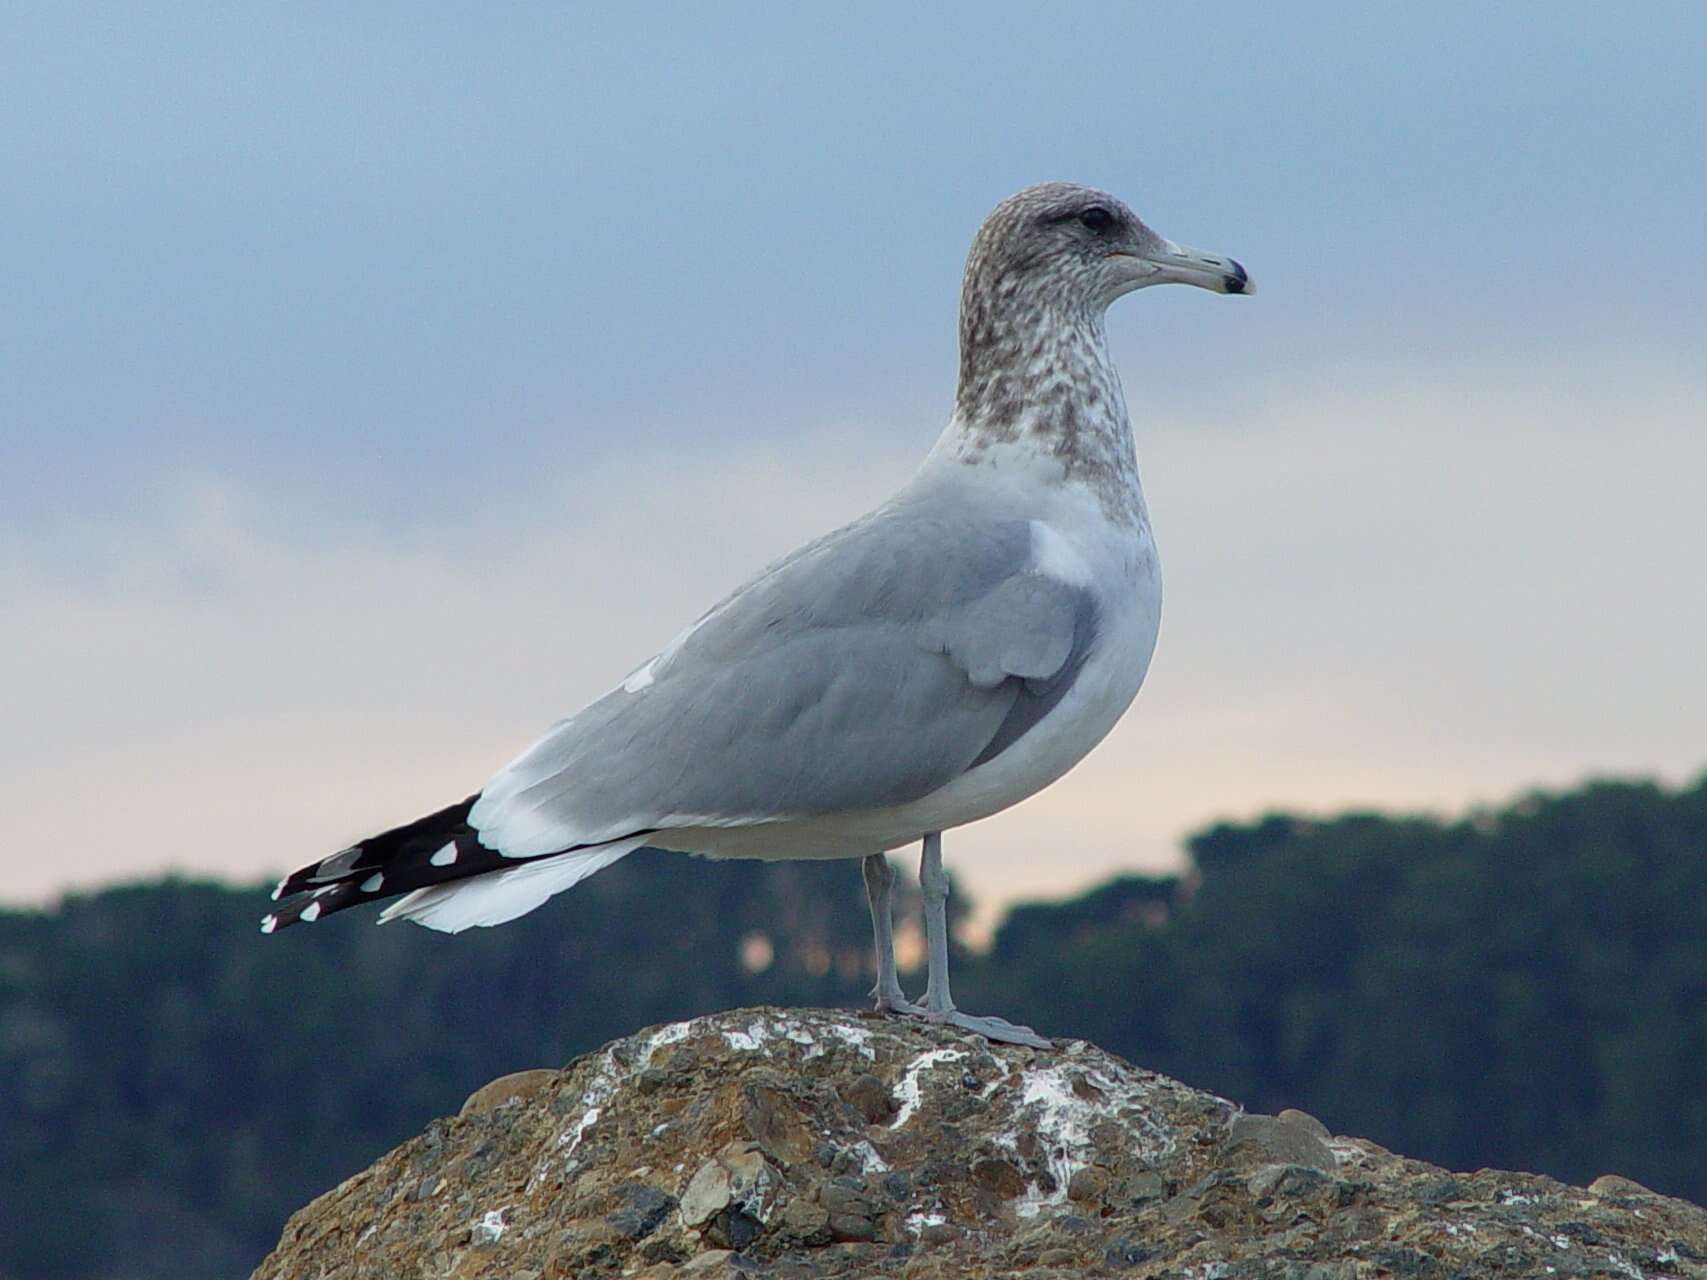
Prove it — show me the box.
[0,854,883,1279]
[968,773,1707,1203]
[4,773,1706,1280]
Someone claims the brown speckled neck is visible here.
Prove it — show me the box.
[947,256,1141,527]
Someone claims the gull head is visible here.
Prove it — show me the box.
[965,182,1254,315]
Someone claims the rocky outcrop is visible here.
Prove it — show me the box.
[253,1007,1707,1278]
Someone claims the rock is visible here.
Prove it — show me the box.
[1228,1110,1338,1170]
[469,1207,507,1246]
[841,1072,898,1124]
[1065,1165,1107,1203]
[605,1183,675,1240]
[679,1247,737,1275]
[458,1068,558,1117]
[1277,1106,1332,1139]
[1416,1174,1464,1203]
[820,1175,882,1240]
[777,1195,831,1245]
[678,1158,733,1227]
[1114,1167,1168,1205]
[742,1081,816,1164]
[1248,1161,1331,1202]
[1103,1234,1152,1268]
[1592,1173,1658,1198]
[676,1141,779,1250]
[251,1006,1707,1280]
[970,1155,1026,1198]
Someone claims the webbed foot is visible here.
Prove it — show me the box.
[926,1007,1053,1049]
[870,984,927,1018]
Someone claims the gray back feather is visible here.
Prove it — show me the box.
[469,491,1096,856]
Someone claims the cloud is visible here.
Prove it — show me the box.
[0,423,918,901]
[3,363,1703,932]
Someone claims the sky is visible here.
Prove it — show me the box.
[3,3,1705,928]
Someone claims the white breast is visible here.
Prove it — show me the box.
[904,513,1161,830]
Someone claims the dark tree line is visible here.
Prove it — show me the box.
[964,775,1707,1199]
[2,773,1704,1278]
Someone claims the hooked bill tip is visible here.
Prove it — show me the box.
[1223,259,1251,295]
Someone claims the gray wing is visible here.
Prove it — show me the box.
[468,496,1097,857]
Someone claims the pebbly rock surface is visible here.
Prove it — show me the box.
[253,1006,1707,1279]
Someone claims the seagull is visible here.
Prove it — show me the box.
[263,183,1251,1048]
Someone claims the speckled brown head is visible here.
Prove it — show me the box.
[948,183,1252,517]
[961,182,1250,319]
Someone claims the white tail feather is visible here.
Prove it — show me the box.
[376,838,643,933]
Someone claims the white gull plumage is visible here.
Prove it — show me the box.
[264,182,1252,1047]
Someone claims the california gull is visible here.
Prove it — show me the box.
[264,182,1252,1048]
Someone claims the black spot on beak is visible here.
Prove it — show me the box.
[1223,259,1249,294]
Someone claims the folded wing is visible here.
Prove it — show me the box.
[469,499,1097,858]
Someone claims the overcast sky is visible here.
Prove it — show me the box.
[4,4,1704,926]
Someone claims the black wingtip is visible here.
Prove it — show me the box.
[267,794,482,910]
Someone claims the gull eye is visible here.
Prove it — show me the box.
[1078,206,1114,233]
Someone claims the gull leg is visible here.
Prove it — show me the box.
[863,853,923,1015]
[918,832,1053,1049]
[918,833,956,1015]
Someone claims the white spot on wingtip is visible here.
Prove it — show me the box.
[271,879,287,901]
[260,915,278,934]
[430,842,458,867]
[300,901,322,923]
[361,872,384,893]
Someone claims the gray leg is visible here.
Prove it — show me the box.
[917,832,1053,1049]
[918,833,955,1014]
[863,853,922,1015]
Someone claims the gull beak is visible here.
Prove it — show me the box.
[1117,238,1254,296]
